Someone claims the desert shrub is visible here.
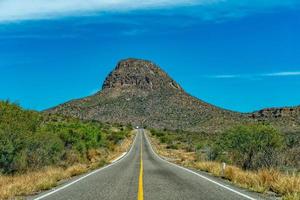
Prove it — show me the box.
[159,135,168,143]
[150,129,164,137]
[0,125,64,173]
[0,101,41,133]
[283,133,300,169]
[166,143,178,149]
[106,131,125,144]
[26,132,65,168]
[52,123,102,153]
[0,101,131,174]
[185,135,194,152]
[215,124,284,170]
[0,104,40,173]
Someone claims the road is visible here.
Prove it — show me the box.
[30,129,265,200]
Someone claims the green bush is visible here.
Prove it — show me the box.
[26,132,65,169]
[215,124,284,170]
[106,131,125,144]
[0,101,131,174]
[150,125,297,171]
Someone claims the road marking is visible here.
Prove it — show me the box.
[144,131,257,200]
[138,133,144,200]
[111,152,127,163]
[33,134,138,200]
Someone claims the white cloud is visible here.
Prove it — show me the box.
[0,0,299,23]
[264,71,300,76]
[208,71,300,79]
[0,0,205,23]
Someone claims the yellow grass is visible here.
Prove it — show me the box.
[0,167,66,200]
[193,162,300,200]
[0,131,135,200]
[148,132,300,200]
[0,164,92,200]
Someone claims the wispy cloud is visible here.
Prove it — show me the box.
[264,71,300,77]
[209,74,241,79]
[0,0,299,23]
[208,71,300,79]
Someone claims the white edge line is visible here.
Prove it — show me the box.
[111,152,127,163]
[33,133,138,200]
[144,131,257,200]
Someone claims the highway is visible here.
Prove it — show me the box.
[29,129,265,200]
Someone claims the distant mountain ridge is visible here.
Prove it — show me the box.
[250,106,300,133]
[46,58,300,133]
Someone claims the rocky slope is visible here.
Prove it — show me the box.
[46,58,300,133]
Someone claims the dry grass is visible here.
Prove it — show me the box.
[0,167,65,200]
[0,164,91,200]
[148,132,300,200]
[0,131,135,200]
[193,162,300,200]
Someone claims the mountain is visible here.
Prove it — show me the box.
[46,58,300,133]
[46,58,246,133]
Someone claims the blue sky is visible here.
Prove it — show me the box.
[0,0,299,112]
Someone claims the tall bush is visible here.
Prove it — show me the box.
[215,124,284,170]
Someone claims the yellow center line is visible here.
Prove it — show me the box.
[138,133,144,200]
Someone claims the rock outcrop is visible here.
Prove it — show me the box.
[250,106,300,132]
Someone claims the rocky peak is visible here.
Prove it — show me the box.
[102,58,182,92]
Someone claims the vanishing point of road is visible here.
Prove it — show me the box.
[29,129,266,200]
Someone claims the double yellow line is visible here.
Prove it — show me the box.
[138,133,144,200]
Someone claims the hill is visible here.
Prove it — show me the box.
[46,58,245,132]
[46,58,300,133]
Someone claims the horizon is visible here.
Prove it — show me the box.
[1,1,300,112]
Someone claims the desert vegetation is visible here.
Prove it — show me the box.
[0,101,133,199]
[149,124,300,199]
[213,124,285,170]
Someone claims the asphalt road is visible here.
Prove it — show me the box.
[30,129,265,200]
